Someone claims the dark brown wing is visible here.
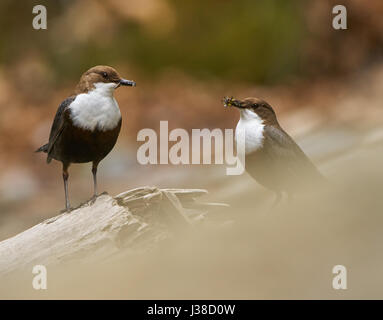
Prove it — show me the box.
[262,125,324,190]
[46,96,76,163]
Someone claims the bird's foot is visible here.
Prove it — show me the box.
[89,194,98,205]
[88,191,108,205]
[60,207,73,214]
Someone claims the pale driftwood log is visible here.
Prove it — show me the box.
[0,187,228,275]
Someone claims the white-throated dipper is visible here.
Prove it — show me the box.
[36,66,136,211]
[223,96,325,204]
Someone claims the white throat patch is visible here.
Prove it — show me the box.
[236,109,265,154]
[69,82,121,131]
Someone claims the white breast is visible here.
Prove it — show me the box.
[69,82,121,131]
[236,109,265,154]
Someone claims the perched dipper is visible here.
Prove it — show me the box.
[36,66,136,211]
[223,96,325,204]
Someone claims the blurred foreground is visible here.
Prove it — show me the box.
[1,133,382,299]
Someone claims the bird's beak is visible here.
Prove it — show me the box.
[223,97,243,108]
[119,79,136,87]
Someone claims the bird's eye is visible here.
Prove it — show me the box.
[253,104,259,108]
[102,72,108,78]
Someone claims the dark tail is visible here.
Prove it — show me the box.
[35,144,48,153]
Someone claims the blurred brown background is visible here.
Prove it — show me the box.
[0,0,382,299]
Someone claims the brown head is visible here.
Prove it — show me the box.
[223,96,279,126]
[75,65,136,94]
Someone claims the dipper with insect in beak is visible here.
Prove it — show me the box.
[223,96,325,204]
[36,66,136,211]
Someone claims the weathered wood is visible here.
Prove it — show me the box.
[0,187,228,275]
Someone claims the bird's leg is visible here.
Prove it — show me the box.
[91,161,99,201]
[62,163,70,212]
